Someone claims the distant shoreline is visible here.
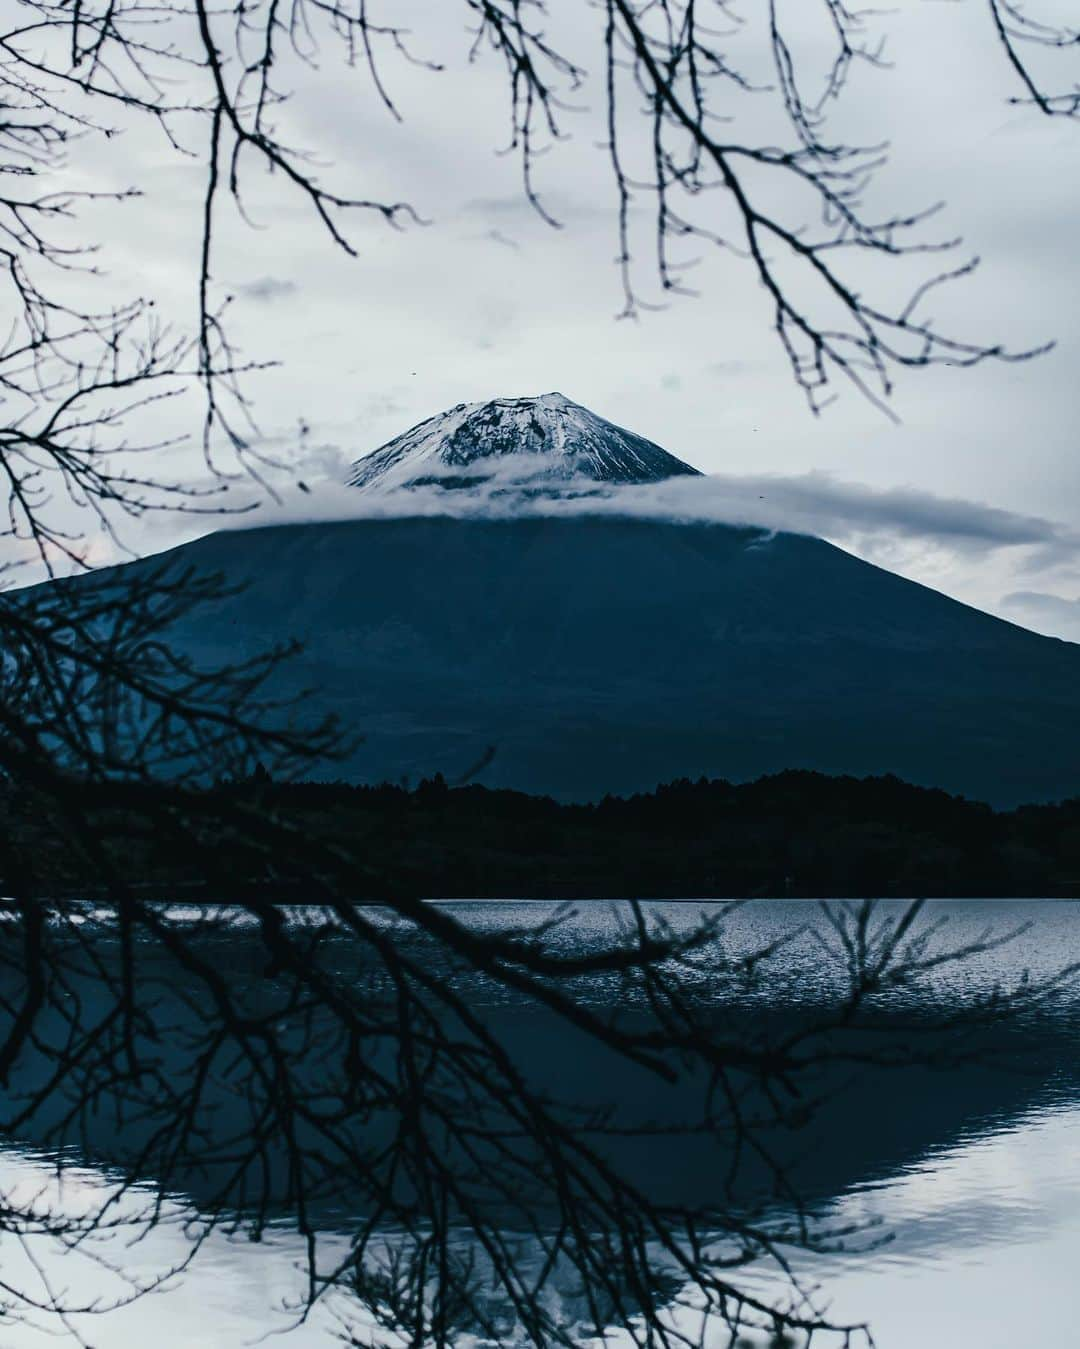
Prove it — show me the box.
[9,768,1080,903]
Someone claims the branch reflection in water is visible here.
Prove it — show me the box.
[0,898,1077,1348]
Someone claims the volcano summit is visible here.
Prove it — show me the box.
[346,393,702,494]
[64,394,1080,804]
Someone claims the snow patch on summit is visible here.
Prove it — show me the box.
[347,393,702,495]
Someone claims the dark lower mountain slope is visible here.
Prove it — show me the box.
[70,514,1080,804]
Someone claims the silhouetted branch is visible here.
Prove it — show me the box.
[1,3,1079,1343]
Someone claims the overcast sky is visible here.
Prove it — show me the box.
[38,1,1080,639]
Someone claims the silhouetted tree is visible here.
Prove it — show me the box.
[2,3,1080,1345]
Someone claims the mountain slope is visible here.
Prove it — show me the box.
[124,513,1080,805]
[37,393,1080,805]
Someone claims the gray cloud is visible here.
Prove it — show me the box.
[1000,591,1080,642]
[476,228,520,251]
[460,193,622,226]
[687,473,1080,561]
[291,441,356,488]
[236,462,1080,565]
[237,277,299,303]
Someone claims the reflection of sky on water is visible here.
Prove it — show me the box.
[8,1109,1075,1349]
[1,900,1078,1346]
[0,1149,345,1346]
[733,1102,1080,1349]
[839,1103,1080,1261]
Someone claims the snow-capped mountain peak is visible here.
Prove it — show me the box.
[347,393,702,494]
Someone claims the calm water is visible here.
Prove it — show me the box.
[2,899,1079,1347]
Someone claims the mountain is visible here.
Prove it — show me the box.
[49,395,1080,805]
[347,392,702,493]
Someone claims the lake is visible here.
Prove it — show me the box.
[1,898,1078,1347]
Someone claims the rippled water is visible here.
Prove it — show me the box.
[2,899,1079,1347]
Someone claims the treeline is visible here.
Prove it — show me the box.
[199,770,1080,898]
[7,769,1080,899]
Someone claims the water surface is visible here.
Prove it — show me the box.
[2,899,1078,1347]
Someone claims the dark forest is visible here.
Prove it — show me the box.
[11,770,1080,902]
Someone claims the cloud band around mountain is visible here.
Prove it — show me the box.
[250,454,1080,565]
